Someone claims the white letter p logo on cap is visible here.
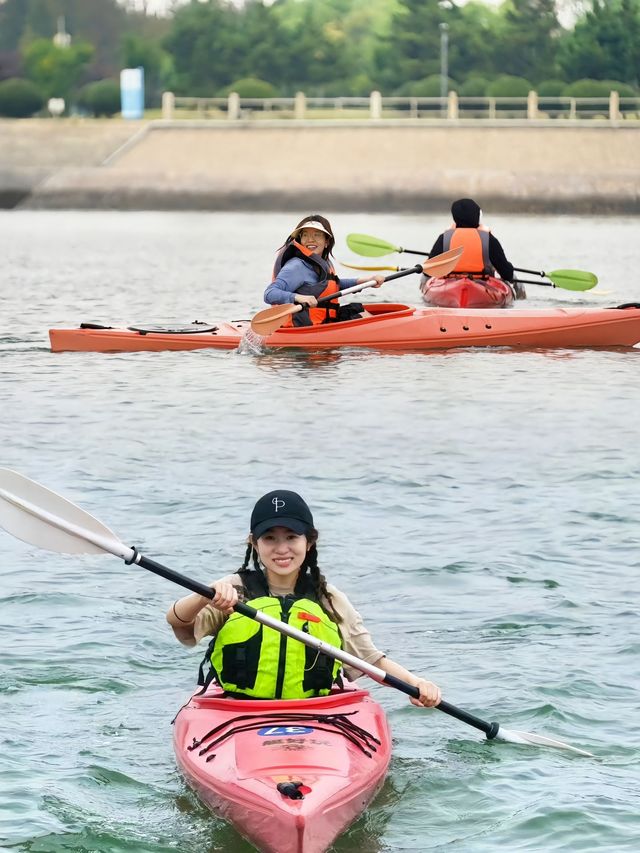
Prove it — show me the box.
[272,497,285,512]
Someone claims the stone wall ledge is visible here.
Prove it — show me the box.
[16,166,639,214]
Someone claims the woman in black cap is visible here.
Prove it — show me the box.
[168,490,441,708]
[428,198,520,291]
[264,214,384,326]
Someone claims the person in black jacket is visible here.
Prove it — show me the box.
[429,198,524,297]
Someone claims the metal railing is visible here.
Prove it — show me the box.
[161,91,640,123]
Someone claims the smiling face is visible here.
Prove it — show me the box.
[253,526,311,590]
[298,228,329,256]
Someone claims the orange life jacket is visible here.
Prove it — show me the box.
[443,226,494,276]
[272,240,340,326]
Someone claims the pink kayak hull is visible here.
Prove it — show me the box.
[421,275,514,308]
[173,686,392,853]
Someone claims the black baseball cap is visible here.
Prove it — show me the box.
[250,490,314,540]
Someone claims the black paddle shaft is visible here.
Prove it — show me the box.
[383,672,499,739]
[137,551,500,740]
[316,264,423,306]
[136,553,257,619]
[514,266,546,277]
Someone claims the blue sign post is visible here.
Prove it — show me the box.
[120,67,145,119]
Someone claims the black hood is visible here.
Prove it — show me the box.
[451,198,481,228]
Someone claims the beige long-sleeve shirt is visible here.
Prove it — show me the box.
[191,573,385,681]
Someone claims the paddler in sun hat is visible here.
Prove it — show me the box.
[426,198,524,297]
[167,489,441,707]
[264,214,385,326]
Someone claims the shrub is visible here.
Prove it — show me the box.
[537,79,566,97]
[459,76,490,97]
[486,75,532,98]
[562,79,635,98]
[0,77,44,117]
[396,75,457,97]
[218,77,277,98]
[77,79,121,117]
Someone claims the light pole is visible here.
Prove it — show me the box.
[439,22,449,114]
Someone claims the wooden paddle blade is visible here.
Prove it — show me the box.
[346,233,399,257]
[547,269,598,291]
[421,246,464,277]
[250,303,300,336]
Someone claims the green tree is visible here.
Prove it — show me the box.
[558,0,640,86]
[376,0,455,92]
[22,37,94,101]
[121,33,173,105]
[0,51,23,82]
[494,0,562,82]
[164,1,249,95]
[449,1,502,82]
[277,1,356,94]
[0,0,29,51]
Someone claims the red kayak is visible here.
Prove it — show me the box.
[421,275,516,308]
[49,303,640,352]
[173,685,391,853]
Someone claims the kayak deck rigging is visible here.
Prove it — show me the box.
[189,709,382,759]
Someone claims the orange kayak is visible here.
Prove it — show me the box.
[173,686,391,853]
[49,303,640,353]
[421,275,515,309]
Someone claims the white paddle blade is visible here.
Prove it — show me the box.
[496,726,595,757]
[0,468,119,555]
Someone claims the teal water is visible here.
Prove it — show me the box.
[1,211,639,852]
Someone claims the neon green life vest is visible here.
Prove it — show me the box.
[209,592,343,700]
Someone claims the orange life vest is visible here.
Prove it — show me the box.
[443,226,494,276]
[272,240,340,326]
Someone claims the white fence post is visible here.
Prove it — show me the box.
[448,90,458,120]
[295,91,306,119]
[609,90,620,121]
[161,91,174,120]
[527,90,538,120]
[370,90,382,120]
[228,91,240,121]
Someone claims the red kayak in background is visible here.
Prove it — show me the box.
[421,275,517,309]
[173,685,392,853]
[49,304,640,352]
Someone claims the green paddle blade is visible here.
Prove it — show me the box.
[547,269,599,291]
[346,233,400,257]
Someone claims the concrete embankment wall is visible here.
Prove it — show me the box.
[1,119,639,213]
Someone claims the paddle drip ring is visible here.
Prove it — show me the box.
[124,546,139,565]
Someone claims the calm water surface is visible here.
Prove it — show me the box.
[1,211,639,852]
